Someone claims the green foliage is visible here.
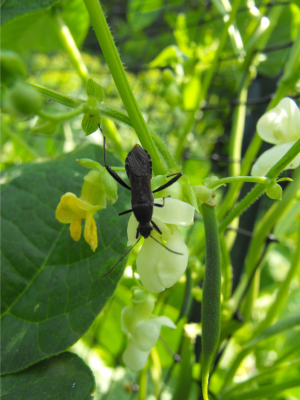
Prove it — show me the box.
[1,0,300,399]
[1,0,89,53]
[1,144,130,374]
[1,352,95,400]
[86,78,105,102]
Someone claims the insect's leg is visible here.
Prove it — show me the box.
[100,237,141,279]
[119,209,133,216]
[152,172,182,193]
[153,196,171,208]
[102,132,131,190]
[151,220,162,235]
[149,235,183,255]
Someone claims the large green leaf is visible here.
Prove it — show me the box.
[1,143,131,375]
[1,352,95,400]
[0,0,89,53]
[0,0,58,24]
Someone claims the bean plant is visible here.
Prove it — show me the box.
[1,1,300,400]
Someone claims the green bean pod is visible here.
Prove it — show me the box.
[201,203,222,400]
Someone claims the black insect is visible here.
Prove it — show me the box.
[102,134,183,277]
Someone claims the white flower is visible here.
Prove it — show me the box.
[127,198,195,293]
[121,294,176,371]
[251,98,300,176]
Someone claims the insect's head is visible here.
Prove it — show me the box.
[137,222,153,239]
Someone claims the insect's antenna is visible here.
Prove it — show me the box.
[149,235,184,255]
[100,237,141,279]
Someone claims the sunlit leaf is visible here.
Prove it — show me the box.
[1,0,89,53]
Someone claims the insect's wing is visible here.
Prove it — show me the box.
[125,144,152,179]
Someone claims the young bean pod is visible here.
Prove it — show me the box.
[201,203,222,400]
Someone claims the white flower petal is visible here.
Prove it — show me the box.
[152,217,171,241]
[251,142,300,176]
[153,198,195,227]
[133,296,156,321]
[123,341,150,371]
[137,238,165,293]
[131,320,161,351]
[157,227,189,288]
[257,98,300,144]
[121,306,136,336]
[279,98,300,141]
[127,213,138,245]
[151,315,177,330]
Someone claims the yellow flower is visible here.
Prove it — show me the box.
[55,170,107,251]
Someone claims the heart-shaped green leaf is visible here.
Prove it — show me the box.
[1,0,89,53]
[1,143,131,374]
[1,352,95,400]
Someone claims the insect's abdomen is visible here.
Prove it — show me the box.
[125,144,154,223]
[131,176,154,223]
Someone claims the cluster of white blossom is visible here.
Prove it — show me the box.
[251,97,300,176]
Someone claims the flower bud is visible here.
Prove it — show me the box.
[4,80,42,117]
[131,286,147,303]
[161,69,175,86]
[266,183,282,200]
[164,83,182,107]
[193,185,213,205]
[101,168,118,204]
[81,170,106,208]
[76,158,102,171]
[0,50,27,86]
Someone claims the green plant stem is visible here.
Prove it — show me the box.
[53,10,89,85]
[30,83,177,169]
[191,141,300,260]
[177,266,193,322]
[275,24,300,99]
[207,176,268,190]
[223,379,300,400]
[149,348,161,399]
[172,336,194,400]
[30,83,83,107]
[240,170,300,322]
[222,359,300,399]
[38,105,85,122]
[83,0,165,175]
[273,342,300,365]
[228,77,249,177]
[201,203,222,400]
[219,233,232,301]
[138,365,148,400]
[222,313,300,390]
[174,0,242,161]
[218,139,300,234]
[254,217,300,335]
[217,6,299,220]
